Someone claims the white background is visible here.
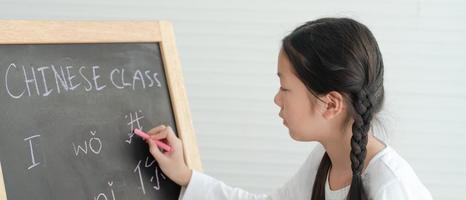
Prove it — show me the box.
[1,0,465,199]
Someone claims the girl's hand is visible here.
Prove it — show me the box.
[146,124,192,186]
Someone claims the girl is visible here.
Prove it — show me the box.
[145,18,433,200]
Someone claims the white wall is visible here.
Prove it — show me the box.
[1,0,465,199]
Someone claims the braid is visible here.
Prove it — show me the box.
[348,88,374,200]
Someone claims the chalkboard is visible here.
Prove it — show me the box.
[0,21,202,200]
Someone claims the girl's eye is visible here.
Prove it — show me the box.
[280,87,289,92]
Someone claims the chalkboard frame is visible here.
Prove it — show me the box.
[0,20,202,199]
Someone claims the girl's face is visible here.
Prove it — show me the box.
[274,49,333,142]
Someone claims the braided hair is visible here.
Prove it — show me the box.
[282,18,385,200]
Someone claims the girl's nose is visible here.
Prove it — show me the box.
[274,91,282,107]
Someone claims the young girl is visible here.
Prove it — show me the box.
[145,18,433,200]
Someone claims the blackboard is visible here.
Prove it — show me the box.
[0,21,202,200]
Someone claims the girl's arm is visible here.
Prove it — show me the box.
[178,170,271,200]
[147,125,320,200]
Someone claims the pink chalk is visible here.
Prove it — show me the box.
[133,128,172,152]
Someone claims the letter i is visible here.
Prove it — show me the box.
[24,135,41,170]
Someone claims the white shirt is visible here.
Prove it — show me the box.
[179,143,433,200]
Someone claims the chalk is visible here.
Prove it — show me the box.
[133,128,172,152]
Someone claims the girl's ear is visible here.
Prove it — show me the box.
[321,91,345,120]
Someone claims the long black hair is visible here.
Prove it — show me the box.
[282,18,385,200]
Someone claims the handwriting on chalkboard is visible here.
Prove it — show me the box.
[125,110,145,144]
[72,130,103,157]
[4,63,162,99]
[0,43,180,199]
[122,110,168,194]
[94,181,116,200]
[24,135,41,170]
[21,109,168,197]
[134,156,167,194]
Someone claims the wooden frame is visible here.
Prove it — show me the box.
[0,20,202,199]
[0,162,4,200]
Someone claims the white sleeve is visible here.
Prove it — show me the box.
[178,170,271,200]
[178,145,324,200]
[373,180,433,200]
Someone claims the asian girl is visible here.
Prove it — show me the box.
[145,17,432,200]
